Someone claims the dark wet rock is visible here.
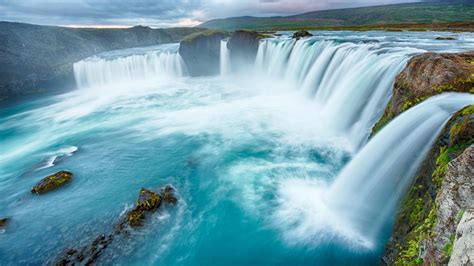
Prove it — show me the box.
[0,218,8,230]
[227,30,261,72]
[56,185,177,264]
[179,30,230,76]
[55,234,113,266]
[435,36,456,40]
[292,30,313,40]
[31,170,73,194]
[161,185,178,204]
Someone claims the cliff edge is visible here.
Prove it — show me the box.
[377,51,474,265]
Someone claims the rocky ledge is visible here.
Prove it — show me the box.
[378,50,474,265]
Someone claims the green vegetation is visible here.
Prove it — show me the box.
[392,105,473,265]
[201,2,474,31]
[182,29,230,42]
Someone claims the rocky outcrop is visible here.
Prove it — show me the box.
[0,22,206,99]
[449,210,474,266]
[425,145,474,263]
[292,30,313,40]
[125,188,162,227]
[379,50,474,265]
[227,30,261,72]
[31,171,73,194]
[179,30,230,76]
[372,51,474,134]
[56,185,177,265]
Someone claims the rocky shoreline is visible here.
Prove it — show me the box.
[375,51,474,265]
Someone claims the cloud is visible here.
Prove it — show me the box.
[0,0,422,28]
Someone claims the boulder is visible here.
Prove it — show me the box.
[292,30,313,40]
[31,171,73,194]
[125,188,161,227]
[179,30,230,76]
[161,185,178,204]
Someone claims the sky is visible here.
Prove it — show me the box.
[0,0,425,28]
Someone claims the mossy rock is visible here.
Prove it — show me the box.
[161,185,178,204]
[136,188,162,211]
[31,170,73,194]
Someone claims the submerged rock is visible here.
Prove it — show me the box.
[292,30,313,40]
[0,218,8,230]
[56,185,178,264]
[161,185,178,204]
[31,171,73,194]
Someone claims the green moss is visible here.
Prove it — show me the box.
[182,29,229,42]
[443,234,456,258]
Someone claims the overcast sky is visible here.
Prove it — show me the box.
[0,0,423,28]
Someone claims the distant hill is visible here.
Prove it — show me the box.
[200,2,474,30]
[0,22,205,98]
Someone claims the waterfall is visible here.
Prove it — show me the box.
[73,44,187,89]
[253,38,423,149]
[326,93,474,247]
[220,40,231,76]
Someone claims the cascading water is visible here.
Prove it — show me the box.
[73,43,187,89]
[2,31,474,265]
[277,93,474,249]
[220,40,231,76]
[254,38,423,149]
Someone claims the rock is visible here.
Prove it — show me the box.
[161,185,178,204]
[124,188,161,227]
[372,51,474,135]
[449,210,474,266]
[179,30,230,76]
[55,234,113,266]
[424,145,474,263]
[0,218,8,230]
[292,30,313,40]
[56,185,178,264]
[136,188,162,211]
[435,37,456,40]
[31,171,73,194]
[227,30,261,72]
